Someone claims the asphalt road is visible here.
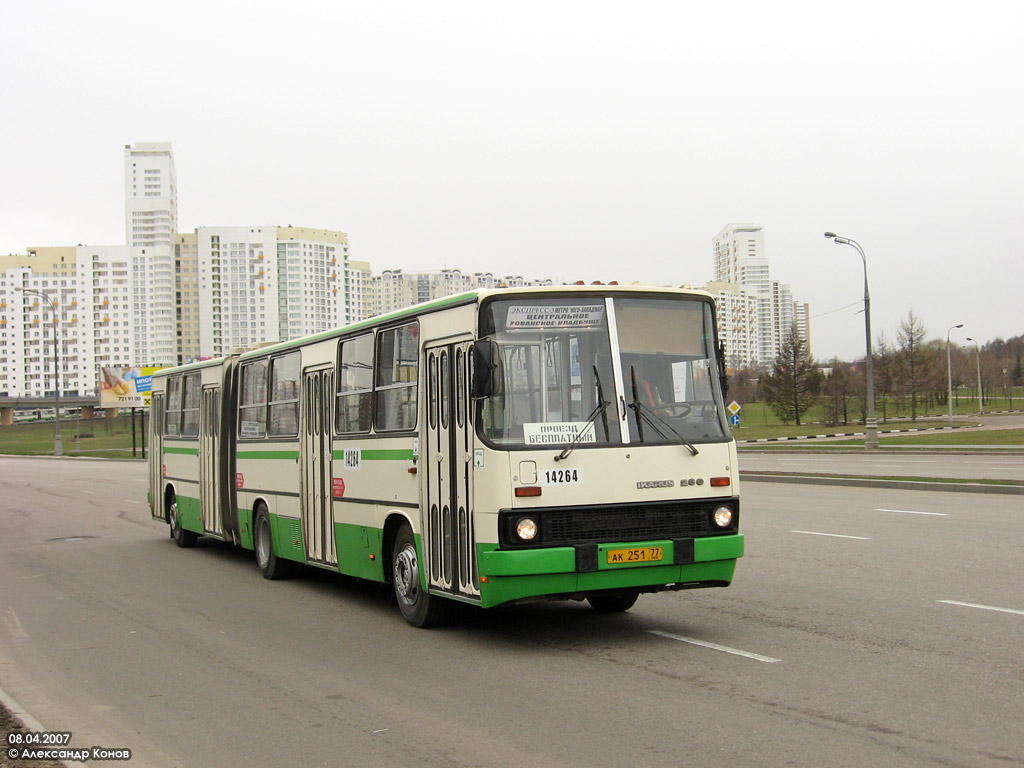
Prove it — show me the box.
[1,458,1022,767]
[738,451,1024,482]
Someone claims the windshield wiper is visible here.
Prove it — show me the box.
[628,366,699,456]
[555,366,610,462]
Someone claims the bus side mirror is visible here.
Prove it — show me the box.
[717,341,729,398]
[472,339,497,399]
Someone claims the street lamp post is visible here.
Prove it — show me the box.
[946,323,963,418]
[17,286,63,457]
[966,337,983,412]
[824,232,879,450]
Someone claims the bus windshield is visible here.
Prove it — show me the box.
[478,294,729,448]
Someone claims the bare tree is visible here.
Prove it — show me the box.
[822,359,854,426]
[873,331,897,423]
[897,309,929,420]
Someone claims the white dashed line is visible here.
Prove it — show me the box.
[937,600,1024,616]
[875,508,948,516]
[646,630,781,663]
[792,531,870,540]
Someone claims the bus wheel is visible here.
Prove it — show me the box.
[169,495,197,548]
[587,591,639,613]
[255,506,293,580]
[392,524,449,628]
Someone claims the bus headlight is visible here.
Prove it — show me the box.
[515,516,539,541]
[712,506,734,528]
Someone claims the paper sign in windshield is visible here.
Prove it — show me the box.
[523,422,597,445]
[506,304,604,330]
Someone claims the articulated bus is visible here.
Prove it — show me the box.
[148,285,743,626]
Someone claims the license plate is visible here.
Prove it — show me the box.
[607,546,663,564]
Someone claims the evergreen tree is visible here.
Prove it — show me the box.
[760,325,823,425]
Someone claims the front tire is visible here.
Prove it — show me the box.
[392,524,450,628]
[587,590,639,613]
[169,495,198,548]
[255,505,294,580]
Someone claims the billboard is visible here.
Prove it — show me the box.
[99,366,170,408]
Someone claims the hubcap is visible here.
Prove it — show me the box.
[256,518,270,567]
[169,501,179,532]
[394,543,420,606]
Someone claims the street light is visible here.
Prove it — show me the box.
[966,337,983,412]
[824,232,879,450]
[946,323,963,418]
[17,286,63,456]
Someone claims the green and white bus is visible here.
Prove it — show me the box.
[148,285,743,626]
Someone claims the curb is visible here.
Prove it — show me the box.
[0,684,85,768]
[740,472,1024,495]
[738,423,973,444]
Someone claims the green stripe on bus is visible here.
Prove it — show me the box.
[237,450,301,460]
[333,449,415,461]
[164,447,199,455]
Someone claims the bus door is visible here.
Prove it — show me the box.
[302,366,337,566]
[424,340,479,599]
[149,393,165,521]
[200,386,223,536]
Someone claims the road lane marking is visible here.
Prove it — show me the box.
[792,530,870,540]
[645,630,781,663]
[875,508,948,516]
[124,500,141,504]
[4,607,29,639]
[937,600,1024,616]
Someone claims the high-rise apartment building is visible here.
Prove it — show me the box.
[705,281,761,371]
[710,223,808,369]
[794,301,811,356]
[369,269,554,317]
[125,142,178,365]
[0,245,132,398]
[174,233,201,363]
[196,226,358,358]
[770,280,795,359]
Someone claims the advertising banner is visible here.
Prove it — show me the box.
[99,366,170,408]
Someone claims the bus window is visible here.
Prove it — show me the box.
[239,359,268,438]
[616,298,728,442]
[269,352,300,437]
[181,373,201,437]
[478,299,620,446]
[376,323,418,431]
[165,375,182,436]
[336,333,373,433]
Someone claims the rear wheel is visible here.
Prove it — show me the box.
[255,505,294,580]
[587,590,639,613]
[392,523,450,628]
[168,495,198,548]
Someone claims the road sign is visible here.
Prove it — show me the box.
[730,414,741,427]
[728,401,742,415]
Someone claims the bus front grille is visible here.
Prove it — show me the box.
[498,498,739,549]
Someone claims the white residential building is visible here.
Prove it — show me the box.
[770,280,795,360]
[704,281,761,371]
[197,226,358,358]
[794,301,811,357]
[369,269,555,317]
[711,223,808,369]
[0,245,132,398]
[125,142,178,366]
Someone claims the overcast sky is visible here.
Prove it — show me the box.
[3,0,1021,360]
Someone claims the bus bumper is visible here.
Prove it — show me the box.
[476,534,743,608]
